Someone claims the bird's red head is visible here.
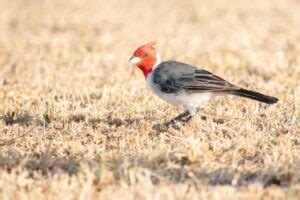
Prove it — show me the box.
[129,41,158,78]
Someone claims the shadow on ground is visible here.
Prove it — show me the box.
[0,110,298,188]
[0,112,34,126]
[0,148,297,188]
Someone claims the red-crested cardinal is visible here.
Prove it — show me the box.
[129,41,278,126]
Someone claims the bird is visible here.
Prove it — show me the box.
[129,41,279,126]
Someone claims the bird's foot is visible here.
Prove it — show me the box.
[165,108,200,128]
[165,119,177,127]
[165,114,192,128]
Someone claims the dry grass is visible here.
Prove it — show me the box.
[0,0,299,199]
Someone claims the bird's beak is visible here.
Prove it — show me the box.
[129,55,141,64]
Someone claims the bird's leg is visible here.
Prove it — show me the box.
[181,114,193,123]
[166,108,202,127]
[166,111,191,126]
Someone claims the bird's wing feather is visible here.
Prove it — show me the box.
[153,61,238,93]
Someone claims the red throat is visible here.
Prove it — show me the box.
[137,57,156,78]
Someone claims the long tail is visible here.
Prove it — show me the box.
[232,88,279,104]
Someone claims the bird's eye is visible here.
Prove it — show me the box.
[143,53,148,57]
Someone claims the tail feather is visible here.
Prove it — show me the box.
[232,88,279,104]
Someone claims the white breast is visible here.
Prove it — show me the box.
[146,59,213,115]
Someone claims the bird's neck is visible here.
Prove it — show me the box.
[137,53,161,78]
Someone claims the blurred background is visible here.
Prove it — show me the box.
[1,0,299,118]
[1,0,299,87]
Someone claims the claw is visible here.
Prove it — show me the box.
[165,111,191,127]
[165,119,176,127]
[165,109,200,128]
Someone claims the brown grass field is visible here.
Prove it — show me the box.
[0,0,299,199]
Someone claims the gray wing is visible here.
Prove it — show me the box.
[152,61,238,94]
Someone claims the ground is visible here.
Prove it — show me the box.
[0,0,299,199]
